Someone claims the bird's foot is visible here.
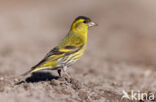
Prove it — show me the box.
[57,71,72,83]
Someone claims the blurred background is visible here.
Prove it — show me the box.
[0,0,156,73]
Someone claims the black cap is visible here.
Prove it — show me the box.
[74,16,91,21]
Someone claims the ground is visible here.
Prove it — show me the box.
[0,0,156,102]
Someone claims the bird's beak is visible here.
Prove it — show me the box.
[88,21,97,27]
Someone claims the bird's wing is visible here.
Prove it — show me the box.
[21,47,64,76]
[31,47,64,69]
[59,45,84,55]
[22,45,83,76]
[32,44,84,69]
[21,44,84,76]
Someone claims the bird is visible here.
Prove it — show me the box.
[22,16,96,77]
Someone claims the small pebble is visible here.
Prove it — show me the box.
[0,77,4,81]
[50,80,60,86]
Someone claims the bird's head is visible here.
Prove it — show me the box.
[71,16,96,34]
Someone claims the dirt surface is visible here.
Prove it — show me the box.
[0,0,156,102]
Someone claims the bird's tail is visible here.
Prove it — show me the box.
[21,66,46,76]
[13,69,33,84]
[20,69,33,76]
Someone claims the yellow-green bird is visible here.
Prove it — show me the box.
[23,16,96,77]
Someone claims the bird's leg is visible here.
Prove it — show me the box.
[57,69,62,77]
[62,66,71,78]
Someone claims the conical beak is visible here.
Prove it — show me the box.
[88,21,97,27]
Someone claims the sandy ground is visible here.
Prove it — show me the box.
[0,0,156,102]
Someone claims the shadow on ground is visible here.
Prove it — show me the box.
[26,72,59,82]
[15,72,59,85]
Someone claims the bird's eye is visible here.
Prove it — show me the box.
[83,20,88,23]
